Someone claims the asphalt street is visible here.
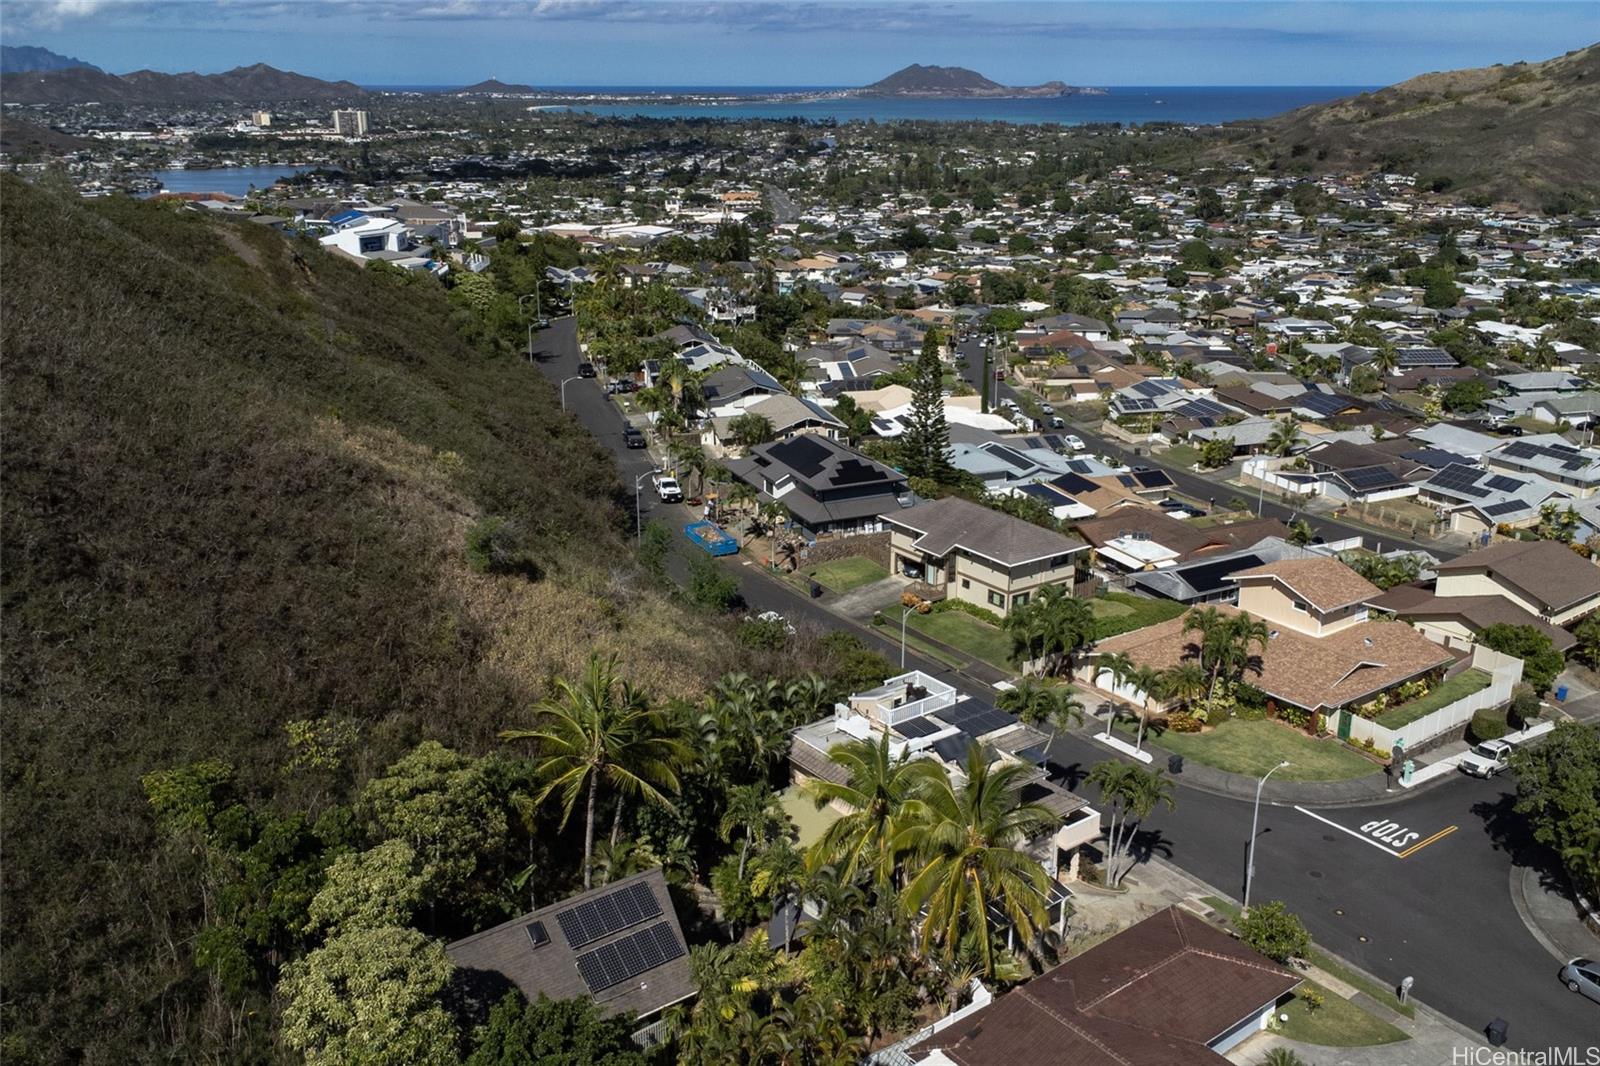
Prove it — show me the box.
[533,316,1591,1051]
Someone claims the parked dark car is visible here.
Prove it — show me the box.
[577,361,597,378]
[623,426,647,449]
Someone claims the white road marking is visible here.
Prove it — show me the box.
[1293,806,1401,858]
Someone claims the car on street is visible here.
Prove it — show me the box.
[1039,402,1055,415]
[623,425,647,449]
[1000,398,1019,412]
[606,379,637,395]
[1559,958,1600,1004]
[576,362,596,378]
[1459,739,1514,778]
[1062,434,1086,451]
[654,475,683,503]
[1047,416,1066,429]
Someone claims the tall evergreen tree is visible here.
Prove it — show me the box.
[901,328,951,480]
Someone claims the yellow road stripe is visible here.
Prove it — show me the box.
[1398,825,1457,858]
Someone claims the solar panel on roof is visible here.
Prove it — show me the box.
[893,716,941,739]
[574,921,684,993]
[1564,458,1590,472]
[1066,460,1094,474]
[555,881,661,949]
[1296,392,1347,416]
[1178,398,1233,419]
[770,435,833,478]
[1132,380,1166,398]
[931,734,975,763]
[1118,397,1158,412]
[831,458,890,486]
[1176,553,1264,596]
[1050,472,1100,495]
[1482,499,1527,517]
[1133,469,1175,489]
[1501,441,1542,460]
[1486,475,1523,492]
[1337,465,1406,491]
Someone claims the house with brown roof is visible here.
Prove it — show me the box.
[1432,539,1600,627]
[897,906,1301,1065]
[883,496,1089,615]
[1366,583,1578,653]
[446,868,695,1033]
[1080,558,1453,715]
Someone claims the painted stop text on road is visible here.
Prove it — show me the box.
[1294,806,1458,859]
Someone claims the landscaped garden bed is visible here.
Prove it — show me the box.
[1089,591,1187,640]
[798,555,887,594]
[1373,668,1492,729]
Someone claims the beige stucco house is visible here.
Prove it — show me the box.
[881,496,1088,615]
[1433,539,1600,627]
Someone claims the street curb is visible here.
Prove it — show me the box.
[1508,864,1600,967]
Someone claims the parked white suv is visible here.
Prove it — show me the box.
[1062,434,1086,451]
[1459,739,1513,778]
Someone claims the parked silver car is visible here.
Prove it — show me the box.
[1559,958,1600,1005]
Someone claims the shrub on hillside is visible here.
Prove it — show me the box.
[464,516,538,577]
[1238,900,1312,964]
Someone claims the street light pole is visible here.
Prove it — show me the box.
[518,293,538,363]
[634,468,659,542]
[900,605,915,668]
[560,376,581,411]
[1244,760,1291,912]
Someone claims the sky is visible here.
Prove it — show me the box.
[4,0,1598,87]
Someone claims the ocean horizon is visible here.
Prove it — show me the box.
[367,84,1372,126]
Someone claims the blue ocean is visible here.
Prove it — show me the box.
[372,84,1370,125]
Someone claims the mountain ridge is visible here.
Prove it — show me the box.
[0,44,101,74]
[1225,42,1600,208]
[0,61,366,103]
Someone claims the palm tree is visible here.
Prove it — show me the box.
[1372,344,1399,377]
[997,678,1084,742]
[895,747,1057,977]
[500,653,690,889]
[1265,415,1304,457]
[802,733,920,887]
[719,782,787,881]
[1004,586,1093,676]
[1127,664,1166,752]
[1160,661,1207,714]
[671,440,711,498]
[1086,761,1175,887]
[1220,612,1271,692]
[750,840,807,956]
[1182,606,1230,700]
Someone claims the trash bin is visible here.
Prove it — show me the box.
[1168,754,1184,775]
[1485,1018,1508,1047]
[1556,685,1569,702]
[810,581,823,599]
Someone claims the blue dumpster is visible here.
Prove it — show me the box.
[1556,684,1568,702]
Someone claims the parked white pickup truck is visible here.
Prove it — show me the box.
[654,475,683,503]
[1458,739,1514,778]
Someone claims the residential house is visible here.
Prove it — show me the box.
[1083,557,1453,716]
[1432,539,1600,626]
[1415,464,1569,535]
[788,670,1099,888]
[1482,436,1600,498]
[446,868,694,1033]
[1366,582,1577,654]
[895,906,1301,1065]
[726,434,910,538]
[883,496,1089,615]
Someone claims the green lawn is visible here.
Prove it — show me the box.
[1161,444,1203,469]
[1277,980,1409,1047]
[1375,669,1492,729]
[1146,718,1379,781]
[801,556,888,594]
[907,610,1014,670]
[870,619,965,670]
[1090,592,1187,640]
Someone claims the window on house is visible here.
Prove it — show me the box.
[1013,592,1030,607]
[1291,600,1309,613]
[358,234,386,253]
[988,590,1005,608]
[961,579,970,589]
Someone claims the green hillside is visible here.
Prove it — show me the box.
[0,176,738,1060]
[1225,43,1600,209]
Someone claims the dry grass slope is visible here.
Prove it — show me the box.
[0,175,737,1061]
[1225,42,1600,208]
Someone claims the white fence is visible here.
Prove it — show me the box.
[1242,456,1320,497]
[1344,645,1522,751]
[870,980,994,1065]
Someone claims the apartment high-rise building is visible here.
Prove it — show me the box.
[332,109,369,137]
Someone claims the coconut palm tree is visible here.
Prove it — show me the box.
[1086,761,1175,887]
[719,783,788,881]
[500,653,690,889]
[1160,661,1207,714]
[1219,612,1271,692]
[1127,664,1166,751]
[1003,585,1093,676]
[1265,415,1305,457]
[750,840,807,956]
[895,748,1057,977]
[803,733,921,886]
[1182,606,1230,700]
[996,678,1084,741]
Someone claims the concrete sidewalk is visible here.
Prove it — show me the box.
[1511,864,1600,966]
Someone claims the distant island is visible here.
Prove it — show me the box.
[850,63,1104,99]
[453,78,536,95]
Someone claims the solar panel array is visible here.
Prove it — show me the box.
[1296,392,1348,416]
[1133,469,1175,490]
[1178,553,1264,596]
[1117,397,1159,412]
[931,734,976,763]
[1337,465,1405,491]
[1396,347,1458,368]
[574,921,683,993]
[1486,475,1523,493]
[1500,441,1542,460]
[892,716,941,739]
[1482,499,1527,517]
[1176,397,1233,419]
[1131,379,1167,398]
[554,880,662,949]
[1050,472,1101,496]
[1428,464,1489,499]
[939,702,1019,737]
